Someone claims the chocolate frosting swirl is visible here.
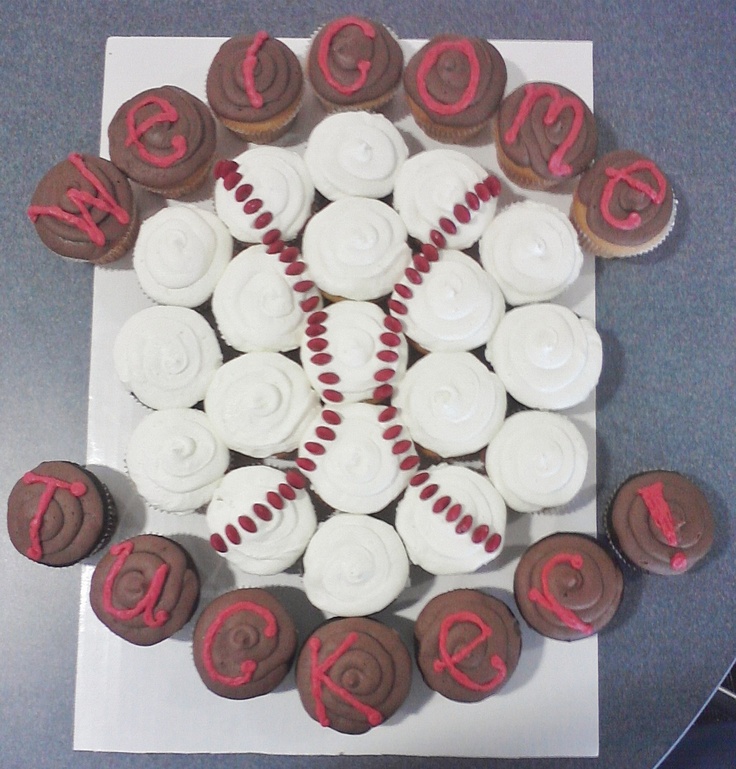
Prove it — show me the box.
[90,534,199,646]
[514,533,623,641]
[193,588,297,699]
[206,35,303,122]
[415,589,521,702]
[404,35,507,128]
[296,617,412,734]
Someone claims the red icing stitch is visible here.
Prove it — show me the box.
[254,211,273,229]
[101,540,170,628]
[235,182,253,201]
[202,600,278,687]
[433,496,451,513]
[266,491,283,510]
[21,471,87,561]
[300,296,321,313]
[210,533,227,553]
[310,352,332,366]
[637,481,687,570]
[379,406,397,422]
[286,469,307,489]
[286,261,307,276]
[244,198,263,214]
[323,389,344,403]
[317,17,376,96]
[253,503,273,521]
[124,95,187,168]
[399,455,420,471]
[600,160,668,231]
[226,524,241,544]
[318,372,340,385]
[242,31,270,109]
[388,299,408,316]
[416,38,481,116]
[223,171,242,190]
[322,409,342,425]
[214,159,238,179]
[382,424,402,440]
[262,227,281,244]
[430,229,447,248]
[239,515,257,533]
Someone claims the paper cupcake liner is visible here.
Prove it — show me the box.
[92,207,141,267]
[70,463,119,556]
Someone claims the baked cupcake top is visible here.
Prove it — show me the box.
[192,587,297,700]
[204,352,319,458]
[302,514,410,616]
[403,35,507,130]
[608,470,714,575]
[206,465,316,575]
[394,463,507,575]
[132,205,232,307]
[89,534,200,646]
[6,461,111,566]
[300,301,409,405]
[485,302,602,410]
[393,351,507,458]
[306,16,403,109]
[304,111,408,200]
[108,85,216,195]
[301,197,411,301]
[414,589,521,702]
[125,408,230,513]
[513,532,623,641]
[27,153,136,264]
[297,402,419,515]
[206,33,303,123]
[479,200,583,305]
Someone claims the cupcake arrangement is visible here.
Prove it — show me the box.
[11,18,707,747]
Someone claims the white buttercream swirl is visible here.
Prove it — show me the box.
[304,111,408,200]
[204,352,319,457]
[394,464,507,575]
[485,302,602,410]
[302,514,409,617]
[301,197,411,300]
[479,200,583,305]
[485,410,588,513]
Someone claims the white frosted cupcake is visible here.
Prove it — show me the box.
[302,514,409,617]
[301,197,411,301]
[211,243,322,353]
[393,149,501,250]
[389,246,505,353]
[304,111,408,200]
[479,200,583,305]
[486,303,602,410]
[394,464,507,575]
[485,410,588,513]
[113,305,222,409]
[126,408,230,514]
[300,301,409,404]
[296,402,419,515]
[206,466,316,575]
[204,352,319,458]
[133,205,232,307]
[214,147,314,243]
[393,351,506,458]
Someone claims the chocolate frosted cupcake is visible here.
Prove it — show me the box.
[192,588,297,699]
[607,470,714,575]
[296,617,412,734]
[206,33,304,142]
[404,35,507,144]
[89,534,200,646]
[7,461,117,567]
[514,533,623,641]
[306,16,403,112]
[108,85,216,198]
[415,589,521,702]
[27,152,138,264]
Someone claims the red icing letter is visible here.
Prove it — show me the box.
[317,17,376,95]
[528,552,594,634]
[242,31,270,108]
[124,95,187,168]
[600,160,667,231]
[637,481,687,571]
[416,38,480,115]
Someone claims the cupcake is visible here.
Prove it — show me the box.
[206,33,303,143]
[607,470,714,575]
[479,200,584,305]
[570,149,676,258]
[300,197,411,301]
[304,111,408,200]
[6,461,117,566]
[27,152,139,265]
[403,35,507,144]
[302,514,410,617]
[296,616,412,734]
[206,465,317,575]
[513,532,623,641]
[485,410,589,513]
[192,588,297,699]
[132,205,232,308]
[306,16,403,113]
[485,302,602,410]
[300,301,409,405]
[394,464,507,575]
[125,408,230,514]
[107,85,217,198]
[494,81,597,190]
[89,534,200,646]
[414,589,521,702]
